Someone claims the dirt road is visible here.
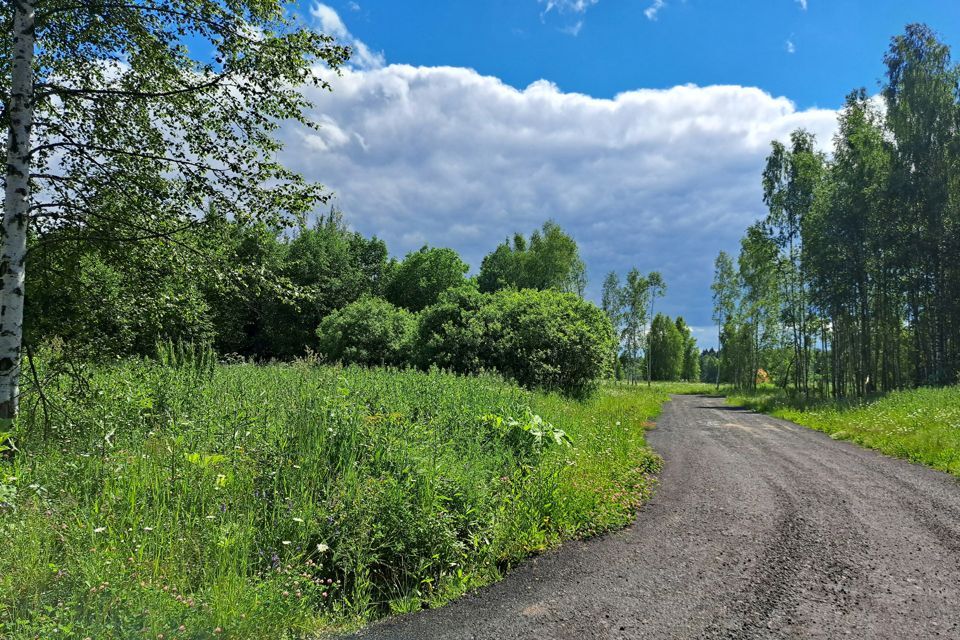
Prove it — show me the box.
[346,395,960,639]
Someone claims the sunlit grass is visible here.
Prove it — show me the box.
[0,361,666,639]
[727,386,960,477]
[607,380,729,396]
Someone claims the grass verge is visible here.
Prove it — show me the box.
[0,361,667,639]
[727,386,960,477]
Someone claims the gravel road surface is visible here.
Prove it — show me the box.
[345,394,960,639]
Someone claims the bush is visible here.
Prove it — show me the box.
[419,289,614,396]
[487,289,615,397]
[416,286,491,373]
[317,297,415,366]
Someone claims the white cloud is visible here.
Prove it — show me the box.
[796,0,808,9]
[786,39,796,54]
[645,0,667,20]
[279,65,838,345]
[310,3,384,69]
[541,0,600,13]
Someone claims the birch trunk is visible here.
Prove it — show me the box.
[1,0,36,421]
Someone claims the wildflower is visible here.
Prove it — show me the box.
[214,628,222,635]
[316,543,329,553]
[282,540,291,545]
[93,527,106,533]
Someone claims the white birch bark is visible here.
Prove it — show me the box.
[1,0,36,420]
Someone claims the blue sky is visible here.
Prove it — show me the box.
[279,1,960,349]
[320,0,960,109]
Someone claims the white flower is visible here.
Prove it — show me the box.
[316,543,330,553]
[282,540,292,545]
[93,527,106,533]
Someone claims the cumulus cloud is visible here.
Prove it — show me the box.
[796,0,808,9]
[310,3,384,69]
[786,38,796,53]
[278,65,838,347]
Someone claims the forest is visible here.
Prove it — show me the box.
[713,24,960,398]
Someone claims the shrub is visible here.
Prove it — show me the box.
[420,288,614,396]
[486,289,615,397]
[416,286,491,373]
[317,297,415,366]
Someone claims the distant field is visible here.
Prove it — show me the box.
[727,386,960,478]
[608,381,728,396]
[0,362,666,639]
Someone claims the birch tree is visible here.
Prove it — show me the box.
[711,251,737,388]
[620,268,648,383]
[1,0,348,419]
[645,271,665,387]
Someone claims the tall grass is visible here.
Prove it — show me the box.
[728,386,960,477]
[0,359,666,638]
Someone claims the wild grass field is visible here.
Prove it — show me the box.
[727,386,960,477]
[0,356,667,639]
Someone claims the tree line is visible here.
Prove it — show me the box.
[601,270,699,383]
[3,0,691,408]
[30,212,614,396]
[713,24,960,396]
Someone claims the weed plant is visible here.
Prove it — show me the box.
[0,358,665,638]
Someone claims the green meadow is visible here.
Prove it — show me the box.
[0,358,666,639]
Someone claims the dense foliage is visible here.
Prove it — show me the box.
[483,289,616,397]
[648,314,683,381]
[714,24,960,396]
[317,297,416,367]
[1,0,351,417]
[478,221,587,295]
[415,288,616,396]
[28,213,611,395]
[0,359,664,638]
[385,247,470,312]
